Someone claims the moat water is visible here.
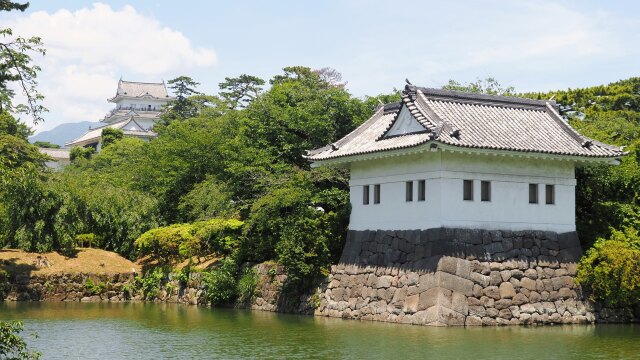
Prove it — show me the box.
[1,302,639,359]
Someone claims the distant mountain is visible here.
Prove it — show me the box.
[30,121,105,147]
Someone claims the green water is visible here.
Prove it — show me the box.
[1,302,639,359]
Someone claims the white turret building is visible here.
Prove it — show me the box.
[307,84,625,233]
[66,79,174,150]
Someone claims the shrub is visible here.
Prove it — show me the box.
[134,223,198,261]
[135,267,166,300]
[193,218,243,255]
[236,267,258,303]
[84,278,103,295]
[202,257,238,305]
[135,218,244,261]
[577,227,640,307]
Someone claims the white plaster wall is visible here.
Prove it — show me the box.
[348,150,577,232]
[385,107,425,137]
[132,118,156,130]
[116,98,167,111]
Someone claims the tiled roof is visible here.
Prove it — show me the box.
[104,109,162,123]
[65,118,156,147]
[307,85,625,161]
[110,80,170,100]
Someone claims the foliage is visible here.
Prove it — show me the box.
[0,321,41,360]
[177,176,235,221]
[135,218,243,261]
[576,227,640,308]
[236,266,258,303]
[240,66,370,168]
[176,263,192,286]
[521,77,640,246]
[443,77,515,96]
[0,165,78,254]
[100,127,124,148]
[0,269,8,300]
[159,76,201,125]
[135,267,166,300]
[0,1,47,124]
[69,146,94,162]
[84,278,103,295]
[0,113,44,170]
[202,257,238,305]
[135,223,198,261]
[32,141,59,149]
[0,112,30,139]
[192,218,243,256]
[243,171,347,290]
[218,74,265,110]
[75,233,100,248]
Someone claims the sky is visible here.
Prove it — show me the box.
[1,0,639,132]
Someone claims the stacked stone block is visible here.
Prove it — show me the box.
[315,228,596,326]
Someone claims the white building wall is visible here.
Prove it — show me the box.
[348,150,576,232]
[115,98,167,111]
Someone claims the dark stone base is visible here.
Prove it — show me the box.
[316,228,595,326]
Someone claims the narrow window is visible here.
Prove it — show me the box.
[463,180,474,201]
[374,184,381,204]
[546,184,555,205]
[481,181,491,202]
[529,184,538,204]
[406,181,413,202]
[363,185,370,205]
[418,180,426,201]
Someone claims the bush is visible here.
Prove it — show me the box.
[576,227,640,307]
[202,257,238,305]
[135,267,166,300]
[236,267,258,303]
[193,218,243,255]
[135,218,244,261]
[134,223,198,261]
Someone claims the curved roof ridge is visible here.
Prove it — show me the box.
[414,86,552,109]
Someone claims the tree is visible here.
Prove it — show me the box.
[0,112,44,170]
[443,77,515,96]
[100,127,123,148]
[69,146,94,162]
[159,76,200,125]
[314,67,347,88]
[218,74,265,110]
[0,321,41,360]
[0,1,47,124]
[239,66,368,168]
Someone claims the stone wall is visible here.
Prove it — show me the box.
[315,228,597,326]
[243,262,318,314]
[1,271,207,305]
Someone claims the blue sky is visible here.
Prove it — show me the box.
[2,1,639,131]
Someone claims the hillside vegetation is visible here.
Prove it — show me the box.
[1,72,639,306]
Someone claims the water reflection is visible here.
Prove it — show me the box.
[1,302,639,360]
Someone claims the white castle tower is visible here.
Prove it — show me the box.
[66,79,174,150]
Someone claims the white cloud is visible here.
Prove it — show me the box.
[343,0,628,95]
[6,3,217,131]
